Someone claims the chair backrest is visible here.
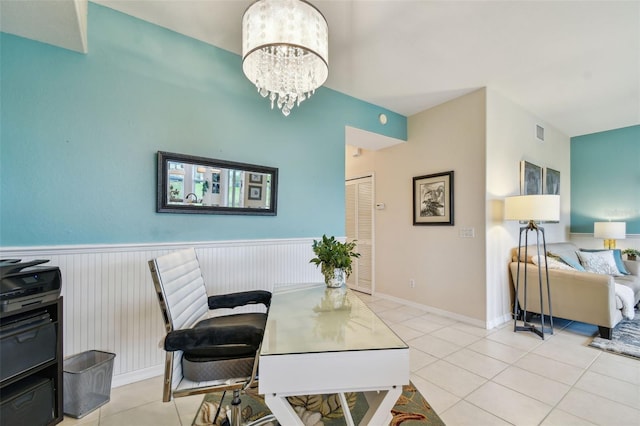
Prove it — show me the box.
[149,248,209,332]
[148,248,209,400]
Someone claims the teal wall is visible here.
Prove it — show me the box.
[0,4,406,246]
[571,125,640,234]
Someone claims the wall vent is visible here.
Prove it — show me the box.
[535,124,545,142]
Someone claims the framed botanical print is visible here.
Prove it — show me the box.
[413,171,454,225]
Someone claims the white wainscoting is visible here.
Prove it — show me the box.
[1,238,324,387]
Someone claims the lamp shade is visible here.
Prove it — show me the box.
[594,222,626,239]
[504,195,560,222]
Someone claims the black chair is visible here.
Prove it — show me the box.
[148,248,276,426]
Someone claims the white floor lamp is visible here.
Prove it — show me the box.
[505,194,560,340]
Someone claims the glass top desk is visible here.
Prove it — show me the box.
[259,283,409,426]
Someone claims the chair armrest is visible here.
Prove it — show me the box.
[164,324,263,352]
[208,290,272,310]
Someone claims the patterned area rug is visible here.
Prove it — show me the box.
[192,382,445,426]
[589,310,640,359]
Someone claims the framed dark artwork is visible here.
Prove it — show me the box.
[248,185,262,200]
[249,173,263,184]
[543,167,560,223]
[544,167,560,195]
[212,183,220,194]
[520,161,542,195]
[413,171,454,226]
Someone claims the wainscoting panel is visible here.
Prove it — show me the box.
[1,238,323,386]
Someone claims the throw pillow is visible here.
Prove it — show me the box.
[548,251,586,272]
[576,250,623,276]
[531,255,576,271]
[579,249,630,275]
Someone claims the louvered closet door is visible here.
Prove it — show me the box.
[345,176,373,294]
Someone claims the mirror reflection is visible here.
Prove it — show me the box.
[157,151,278,215]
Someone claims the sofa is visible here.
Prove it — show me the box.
[509,242,640,339]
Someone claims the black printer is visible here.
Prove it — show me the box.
[0,259,61,313]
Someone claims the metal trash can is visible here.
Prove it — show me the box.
[63,350,116,418]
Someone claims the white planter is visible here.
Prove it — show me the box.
[325,268,345,288]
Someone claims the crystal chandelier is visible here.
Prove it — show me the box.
[242,0,328,116]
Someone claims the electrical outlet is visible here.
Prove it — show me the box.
[409,279,415,288]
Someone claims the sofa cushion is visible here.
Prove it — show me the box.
[549,252,585,271]
[514,242,585,270]
[531,254,576,271]
[579,249,630,275]
[576,250,623,276]
[538,242,584,271]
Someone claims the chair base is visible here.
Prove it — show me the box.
[218,389,277,426]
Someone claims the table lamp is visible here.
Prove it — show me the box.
[504,194,560,339]
[594,221,626,249]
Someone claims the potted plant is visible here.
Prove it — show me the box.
[622,248,640,261]
[310,235,360,288]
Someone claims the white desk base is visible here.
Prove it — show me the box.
[264,388,401,426]
[259,349,408,426]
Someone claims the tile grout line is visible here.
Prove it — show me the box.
[542,353,600,426]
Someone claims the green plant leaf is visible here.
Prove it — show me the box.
[309,234,361,278]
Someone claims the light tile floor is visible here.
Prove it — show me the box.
[60,293,640,426]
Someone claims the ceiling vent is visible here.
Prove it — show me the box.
[535,124,545,142]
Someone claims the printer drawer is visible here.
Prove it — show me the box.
[0,376,54,426]
[0,313,56,382]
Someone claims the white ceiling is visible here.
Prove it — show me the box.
[2,0,639,137]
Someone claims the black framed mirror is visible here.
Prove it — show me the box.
[156,151,278,215]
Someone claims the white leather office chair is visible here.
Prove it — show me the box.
[148,248,276,426]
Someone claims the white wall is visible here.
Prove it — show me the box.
[347,88,572,329]
[485,88,571,326]
[347,89,487,325]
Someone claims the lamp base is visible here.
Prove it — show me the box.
[603,239,617,249]
[515,322,553,339]
[513,223,554,340]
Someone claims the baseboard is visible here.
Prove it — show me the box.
[373,291,488,329]
[486,313,512,329]
[112,365,163,388]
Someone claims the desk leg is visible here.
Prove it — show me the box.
[359,387,402,425]
[264,394,304,426]
[338,393,355,426]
